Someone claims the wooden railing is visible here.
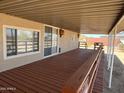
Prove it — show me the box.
[94,42,103,50]
[62,45,103,93]
[7,40,39,52]
[79,42,88,49]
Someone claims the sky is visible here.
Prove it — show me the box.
[117,31,124,36]
[81,34,107,38]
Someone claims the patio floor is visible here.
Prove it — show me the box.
[92,53,104,93]
[0,49,104,93]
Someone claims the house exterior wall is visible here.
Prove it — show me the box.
[0,13,79,72]
[60,30,79,53]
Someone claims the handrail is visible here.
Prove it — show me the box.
[62,45,103,93]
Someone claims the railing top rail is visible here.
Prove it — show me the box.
[62,46,103,93]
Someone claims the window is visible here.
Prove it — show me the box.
[6,28,17,56]
[33,32,39,51]
[6,27,39,57]
[44,26,58,56]
[44,26,52,56]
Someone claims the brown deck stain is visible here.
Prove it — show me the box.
[0,49,104,93]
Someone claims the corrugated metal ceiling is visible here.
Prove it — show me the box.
[0,0,124,34]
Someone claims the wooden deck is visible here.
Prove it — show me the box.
[0,49,104,93]
[92,53,104,93]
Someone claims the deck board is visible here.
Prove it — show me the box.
[92,54,104,93]
[0,49,103,93]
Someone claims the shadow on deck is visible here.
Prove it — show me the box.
[0,49,104,93]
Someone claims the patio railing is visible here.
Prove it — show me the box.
[63,45,103,93]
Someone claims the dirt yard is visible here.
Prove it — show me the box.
[103,55,124,93]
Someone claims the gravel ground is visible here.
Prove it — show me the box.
[103,55,124,93]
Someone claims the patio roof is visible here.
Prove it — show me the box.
[0,0,124,34]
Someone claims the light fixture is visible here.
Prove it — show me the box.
[77,33,80,38]
[59,29,64,37]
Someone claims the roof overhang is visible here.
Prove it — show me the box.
[0,0,124,34]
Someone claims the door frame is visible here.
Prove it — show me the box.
[43,25,60,59]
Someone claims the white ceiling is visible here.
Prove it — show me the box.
[0,0,124,34]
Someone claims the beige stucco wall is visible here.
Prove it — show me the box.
[0,13,79,72]
[60,29,79,53]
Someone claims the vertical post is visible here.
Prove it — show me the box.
[78,41,80,48]
[107,35,110,61]
[108,26,116,88]
[107,34,112,70]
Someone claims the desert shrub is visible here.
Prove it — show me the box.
[118,43,124,50]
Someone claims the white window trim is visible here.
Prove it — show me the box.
[3,25,41,60]
[43,25,60,58]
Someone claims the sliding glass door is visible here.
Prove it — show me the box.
[44,26,58,57]
[44,26,52,56]
[52,28,58,54]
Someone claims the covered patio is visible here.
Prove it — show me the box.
[0,47,104,93]
[0,0,124,93]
